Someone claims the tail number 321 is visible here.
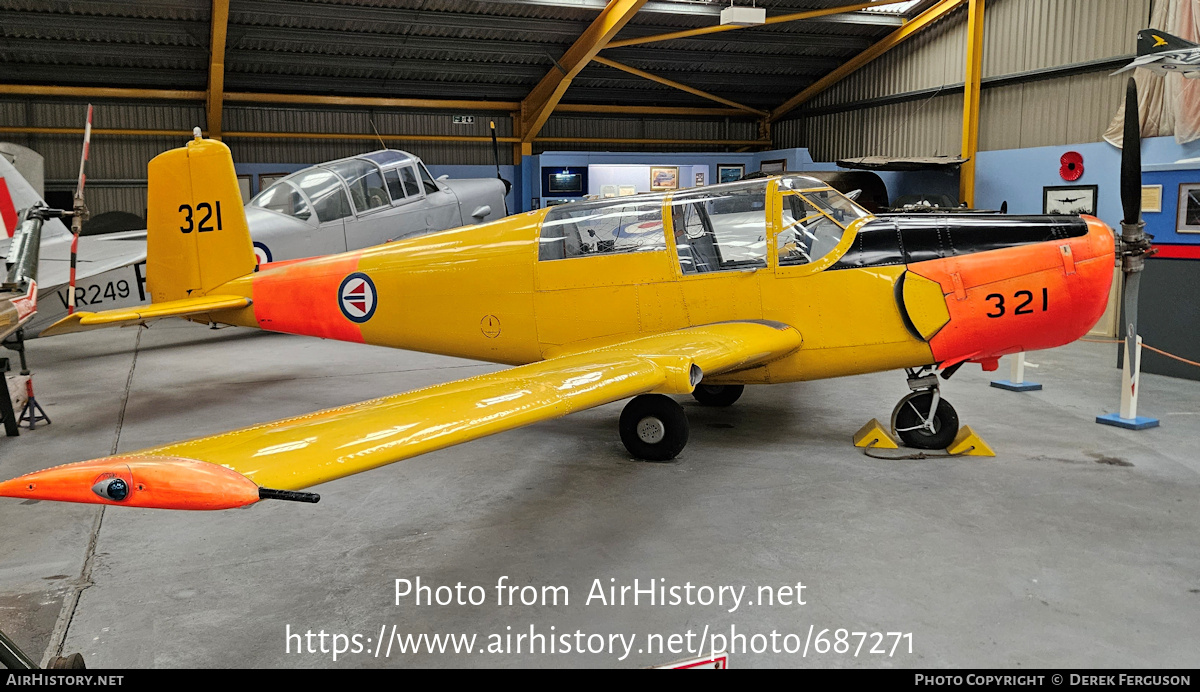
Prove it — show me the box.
[179,201,224,233]
[986,288,1048,319]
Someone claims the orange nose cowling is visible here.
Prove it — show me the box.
[910,216,1115,366]
[0,456,261,510]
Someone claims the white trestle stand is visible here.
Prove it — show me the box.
[1096,335,1160,430]
[990,352,1042,392]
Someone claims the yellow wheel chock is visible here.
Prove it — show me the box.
[853,419,899,449]
[855,420,996,457]
[946,426,995,457]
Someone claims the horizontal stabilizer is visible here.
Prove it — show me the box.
[39,294,251,337]
[1112,54,1170,74]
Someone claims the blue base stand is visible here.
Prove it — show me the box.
[990,380,1043,392]
[1096,413,1160,430]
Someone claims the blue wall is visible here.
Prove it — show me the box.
[975,136,1200,235]
[1140,165,1200,246]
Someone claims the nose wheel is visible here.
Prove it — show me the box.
[620,394,689,461]
[890,368,960,450]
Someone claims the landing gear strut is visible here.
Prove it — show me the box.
[619,394,689,461]
[891,367,959,450]
[691,383,744,407]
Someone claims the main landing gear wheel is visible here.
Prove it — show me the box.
[620,394,689,462]
[891,391,959,450]
[691,384,744,407]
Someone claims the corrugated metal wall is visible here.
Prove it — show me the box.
[222,104,519,165]
[535,114,758,153]
[781,0,1153,162]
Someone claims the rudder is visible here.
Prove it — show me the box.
[146,136,255,303]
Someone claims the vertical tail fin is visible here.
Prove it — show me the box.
[1137,29,1198,55]
[146,136,256,303]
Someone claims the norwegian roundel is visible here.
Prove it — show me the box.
[338,272,377,323]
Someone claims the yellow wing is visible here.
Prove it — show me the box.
[38,295,251,337]
[0,321,801,510]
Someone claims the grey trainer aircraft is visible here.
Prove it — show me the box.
[0,148,509,336]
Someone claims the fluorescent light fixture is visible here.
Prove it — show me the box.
[720,3,766,26]
[861,0,920,13]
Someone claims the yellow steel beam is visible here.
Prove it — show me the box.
[206,0,230,139]
[0,85,206,100]
[520,0,649,143]
[224,92,522,111]
[0,126,199,137]
[224,131,521,143]
[0,125,765,147]
[536,136,768,146]
[556,103,749,117]
[770,0,968,122]
[592,56,768,116]
[606,1,909,48]
[958,0,985,207]
[0,85,757,118]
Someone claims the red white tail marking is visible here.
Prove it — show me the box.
[12,280,37,321]
[0,178,16,239]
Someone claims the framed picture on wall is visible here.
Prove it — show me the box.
[1043,185,1098,215]
[650,166,679,191]
[718,164,745,184]
[618,185,637,197]
[1176,183,1200,233]
[759,159,787,174]
[1142,184,1163,213]
[600,184,619,198]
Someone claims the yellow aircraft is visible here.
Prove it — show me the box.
[0,134,1116,510]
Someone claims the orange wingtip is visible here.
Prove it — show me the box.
[0,456,261,511]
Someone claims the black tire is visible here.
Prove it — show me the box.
[891,392,959,450]
[691,384,745,407]
[619,394,689,462]
[48,653,87,669]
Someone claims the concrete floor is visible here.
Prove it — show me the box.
[0,321,1197,668]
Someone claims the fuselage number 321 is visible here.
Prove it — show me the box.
[179,201,224,233]
[985,288,1049,319]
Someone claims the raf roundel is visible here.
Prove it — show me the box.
[253,241,273,266]
[338,272,378,324]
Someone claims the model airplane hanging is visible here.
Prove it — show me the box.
[1,140,509,336]
[1115,29,1200,77]
[0,128,1121,511]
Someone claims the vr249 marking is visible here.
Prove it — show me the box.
[55,262,148,309]
[178,201,224,233]
[985,288,1049,319]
